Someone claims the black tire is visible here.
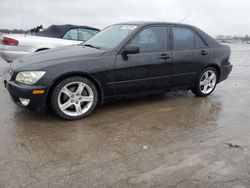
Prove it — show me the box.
[50,76,98,120]
[192,67,218,97]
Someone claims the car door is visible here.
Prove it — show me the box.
[114,26,173,95]
[170,26,210,88]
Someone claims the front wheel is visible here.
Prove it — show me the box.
[192,67,218,97]
[50,77,98,120]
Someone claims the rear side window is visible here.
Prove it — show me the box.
[129,27,167,53]
[63,29,78,40]
[63,28,98,41]
[195,34,207,48]
[172,27,195,50]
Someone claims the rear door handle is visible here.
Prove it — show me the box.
[200,50,209,56]
[158,54,171,60]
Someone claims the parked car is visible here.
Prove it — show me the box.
[4,22,232,120]
[0,24,99,63]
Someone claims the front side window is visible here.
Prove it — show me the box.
[63,29,78,40]
[84,25,138,49]
[173,27,195,50]
[129,27,167,53]
[78,28,99,41]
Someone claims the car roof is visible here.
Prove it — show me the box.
[114,21,193,27]
[36,24,100,38]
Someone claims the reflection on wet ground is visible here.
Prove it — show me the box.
[0,44,250,187]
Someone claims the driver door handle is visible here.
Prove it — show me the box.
[200,50,209,56]
[158,54,171,60]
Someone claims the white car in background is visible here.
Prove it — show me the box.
[0,24,99,63]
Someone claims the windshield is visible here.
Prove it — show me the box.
[84,24,138,49]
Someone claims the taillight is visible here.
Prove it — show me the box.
[3,37,19,46]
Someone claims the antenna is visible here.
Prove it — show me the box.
[179,14,191,23]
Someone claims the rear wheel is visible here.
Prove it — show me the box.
[51,77,98,120]
[192,67,217,97]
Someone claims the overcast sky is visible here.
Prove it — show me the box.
[0,0,249,37]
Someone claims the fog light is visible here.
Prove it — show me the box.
[19,98,30,106]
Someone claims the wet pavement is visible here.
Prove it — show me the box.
[0,44,250,188]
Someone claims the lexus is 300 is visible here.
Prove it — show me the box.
[4,22,232,120]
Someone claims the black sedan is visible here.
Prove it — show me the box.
[4,22,232,120]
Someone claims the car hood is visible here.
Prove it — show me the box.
[11,45,106,71]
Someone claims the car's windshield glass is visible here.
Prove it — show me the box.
[84,24,138,49]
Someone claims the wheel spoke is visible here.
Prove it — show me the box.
[203,84,208,92]
[209,82,214,88]
[75,103,82,115]
[204,72,209,79]
[200,80,206,86]
[75,83,85,95]
[208,73,215,82]
[82,96,93,102]
[60,100,73,110]
[61,87,73,97]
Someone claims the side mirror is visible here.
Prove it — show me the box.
[122,45,139,60]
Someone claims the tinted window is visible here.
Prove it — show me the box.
[78,28,98,41]
[63,29,78,40]
[195,34,207,48]
[173,27,195,50]
[129,27,167,53]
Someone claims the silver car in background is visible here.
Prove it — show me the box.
[0,24,99,63]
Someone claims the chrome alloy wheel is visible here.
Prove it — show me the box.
[57,81,94,117]
[199,70,217,94]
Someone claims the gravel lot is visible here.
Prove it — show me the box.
[0,44,250,188]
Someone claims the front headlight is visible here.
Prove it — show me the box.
[16,71,46,85]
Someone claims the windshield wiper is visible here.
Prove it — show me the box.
[83,44,100,49]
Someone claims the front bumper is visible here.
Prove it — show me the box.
[4,72,48,112]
